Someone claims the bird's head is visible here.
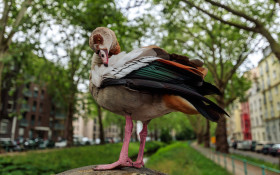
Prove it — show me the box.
[89,27,121,66]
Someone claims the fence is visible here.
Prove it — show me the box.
[192,144,280,175]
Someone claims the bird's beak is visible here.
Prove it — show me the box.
[98,49,109,67]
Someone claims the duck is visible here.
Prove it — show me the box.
[89,27,228,170]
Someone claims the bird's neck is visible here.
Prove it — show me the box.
[109,40,121,56]
[91,54,103,68]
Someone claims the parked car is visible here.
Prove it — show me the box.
[0,141,15,152]
[232,140,241,149]
[237,141,245,150]
[23,139,36,149]
[250,141,257,151]
[270,144,280,156]
[55,140,67,148]
[255,141,269,153]
[262,143,274,154]
[39,140,55,149]
[242,140,253,150]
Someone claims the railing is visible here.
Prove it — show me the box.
[208,149,280,175]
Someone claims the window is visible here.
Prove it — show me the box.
[39,103,43,113]
[32,101,37,111]
[276,86,279,95]
[278,102,280,111]
[271,109,275,117]
[273,70,277,79]
[7,101,14,112]
[33,87,38,98]
[41,90,45,99]
[0,120,9,134]
[267,77,270,87]
[31,115,35,126]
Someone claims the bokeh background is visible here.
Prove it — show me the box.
[0,0,280,174]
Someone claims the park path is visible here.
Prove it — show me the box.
[191,143,279,175]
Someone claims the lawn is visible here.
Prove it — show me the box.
[0,141,164,175]
[146,142,231,175]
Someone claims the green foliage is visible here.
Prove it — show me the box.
[175,127,196,140]
[0,142,164,175]
[160,129,172,143]
[146,142,230,175]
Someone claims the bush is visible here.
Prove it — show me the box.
[160,129,172,143]
[175,127,196,140]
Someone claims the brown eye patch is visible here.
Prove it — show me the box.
[93,34,104,44]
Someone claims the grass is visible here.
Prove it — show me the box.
[146,142,231,175]
[231,153,280,170]
[0,141,164,175]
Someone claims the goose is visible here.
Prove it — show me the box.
[89,27,228,170]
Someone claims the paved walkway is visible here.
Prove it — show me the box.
[191,143,279,175]
[230,148,279,165]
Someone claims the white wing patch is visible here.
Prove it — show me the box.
[91,48,160,87]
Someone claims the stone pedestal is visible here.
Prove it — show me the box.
[57,165,166,175]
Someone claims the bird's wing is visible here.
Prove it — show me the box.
[101,60,228,122]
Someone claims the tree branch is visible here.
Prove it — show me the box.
[0,0,12,45]
[204,0,261,25]
[182,0,257,32]
[6,0,32,46]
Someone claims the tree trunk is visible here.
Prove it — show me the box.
[204,119,210,148]
[97,105,105,144]
[0,50,7,109]
[65,94,75,147]
[197,132,203,144]
[154,128,158,141]
[215,96,229,153]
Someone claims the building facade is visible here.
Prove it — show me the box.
[240,101,251,140]
[248,68,266,142]
[258,47,280,143]
[227,100,243,140]
[0,83,66,141]
[73,93,121,143]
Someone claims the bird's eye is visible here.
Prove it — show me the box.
[101,54,104,57]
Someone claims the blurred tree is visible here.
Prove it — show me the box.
[181,0,280,60]
[0,0,53,106]
[153,1,253,153]
[160,128,172,143]
[175,127,196,141]
[40,0,150,146]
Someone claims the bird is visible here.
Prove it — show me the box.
[89,27,228,170]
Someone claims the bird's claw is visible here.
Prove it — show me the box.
[132,160,144,168]
[94,158,133,170]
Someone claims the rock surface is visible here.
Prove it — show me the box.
[57,165,167,175]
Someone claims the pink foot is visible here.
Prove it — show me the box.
[132,160,144,168]
[94,157,133,170]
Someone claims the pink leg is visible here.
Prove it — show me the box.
[133,121,149,168]
[94,115,133,170]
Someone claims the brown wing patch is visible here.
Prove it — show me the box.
[163,95,199,114]
[198,67,208,79]
[157,59,204,78]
